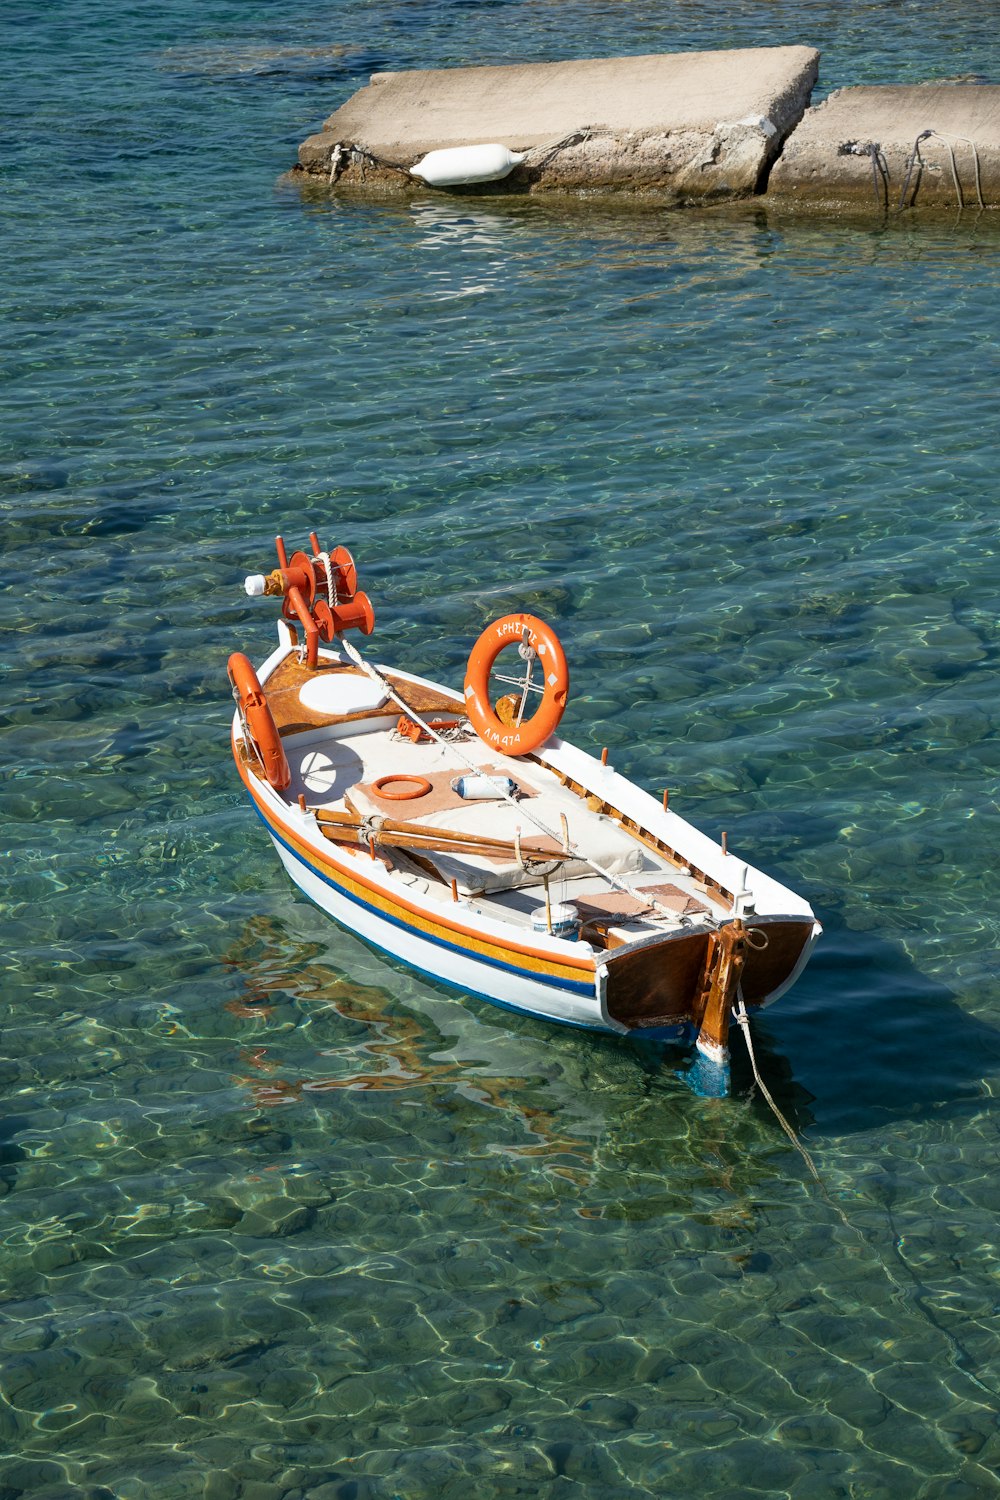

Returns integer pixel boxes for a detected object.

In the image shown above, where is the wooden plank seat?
[345,772,647,897]
[570,884,712,950]
[571,885,710,923]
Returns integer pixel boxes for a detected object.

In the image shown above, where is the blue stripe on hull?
[295,877,615,1034]
[252,799,598,1002]
[629,1022,692,1042]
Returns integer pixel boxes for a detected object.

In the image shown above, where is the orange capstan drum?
[244,535,375,669]
[228,652,291,791]
[464,614,569,757]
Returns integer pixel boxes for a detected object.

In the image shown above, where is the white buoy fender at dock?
[410,143,525,186]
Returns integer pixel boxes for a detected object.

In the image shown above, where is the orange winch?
[395,714,463,743]
[244,532,375,667]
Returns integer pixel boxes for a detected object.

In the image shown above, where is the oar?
[319,824,572,864]
[312,808,570,864]
[363,812,566,857]
[313,806,563,853]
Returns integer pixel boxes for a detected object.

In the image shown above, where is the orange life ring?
[464,614,569,756]
[372,774,432,801]
[228,653,291,791]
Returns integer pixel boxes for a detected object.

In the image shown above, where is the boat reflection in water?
[221,910,818,1230]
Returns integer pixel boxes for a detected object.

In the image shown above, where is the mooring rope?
[929,128,986,210]
[734,987,998,1408]
[523,126,594,170]
[897,127,985,212]
[735,989,823,1187]
[866,142,889,211]
[897,128,932,210]
[329,143,413,182]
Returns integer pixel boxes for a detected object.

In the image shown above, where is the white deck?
[281,713,730,943]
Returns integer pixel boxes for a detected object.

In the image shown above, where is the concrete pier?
[298,47,820,200]
[768,85,1000,209]
[296,51,1000,212]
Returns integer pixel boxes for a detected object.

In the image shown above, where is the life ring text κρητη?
[464,615,569,756]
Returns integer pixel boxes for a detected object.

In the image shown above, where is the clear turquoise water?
[3,2,1000,1496]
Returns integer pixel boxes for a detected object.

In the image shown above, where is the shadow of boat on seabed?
[727,909,1000,1137]
[219,893,999,1145]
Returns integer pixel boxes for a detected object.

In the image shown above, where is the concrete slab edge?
[293,58,1000,212]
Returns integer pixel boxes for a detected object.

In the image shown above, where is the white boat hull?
[269,833,620,1032]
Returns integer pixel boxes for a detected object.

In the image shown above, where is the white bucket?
[531,903,580,941]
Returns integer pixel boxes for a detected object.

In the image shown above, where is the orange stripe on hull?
[232,733,596,988]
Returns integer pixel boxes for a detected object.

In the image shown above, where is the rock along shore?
[295,48,1000,212]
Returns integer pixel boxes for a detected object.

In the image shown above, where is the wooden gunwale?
[540,764,735,906]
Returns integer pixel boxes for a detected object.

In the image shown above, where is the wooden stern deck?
[264,654,465,737]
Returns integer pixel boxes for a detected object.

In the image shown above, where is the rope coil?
[314,550,339,612]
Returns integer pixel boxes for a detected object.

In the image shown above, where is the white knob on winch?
[244,574,267,597]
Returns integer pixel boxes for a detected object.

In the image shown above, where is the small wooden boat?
[228,533,820,1094]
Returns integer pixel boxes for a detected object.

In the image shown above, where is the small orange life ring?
[372,774,432,801]
[228,652,291,791]
[464,614,569,756]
